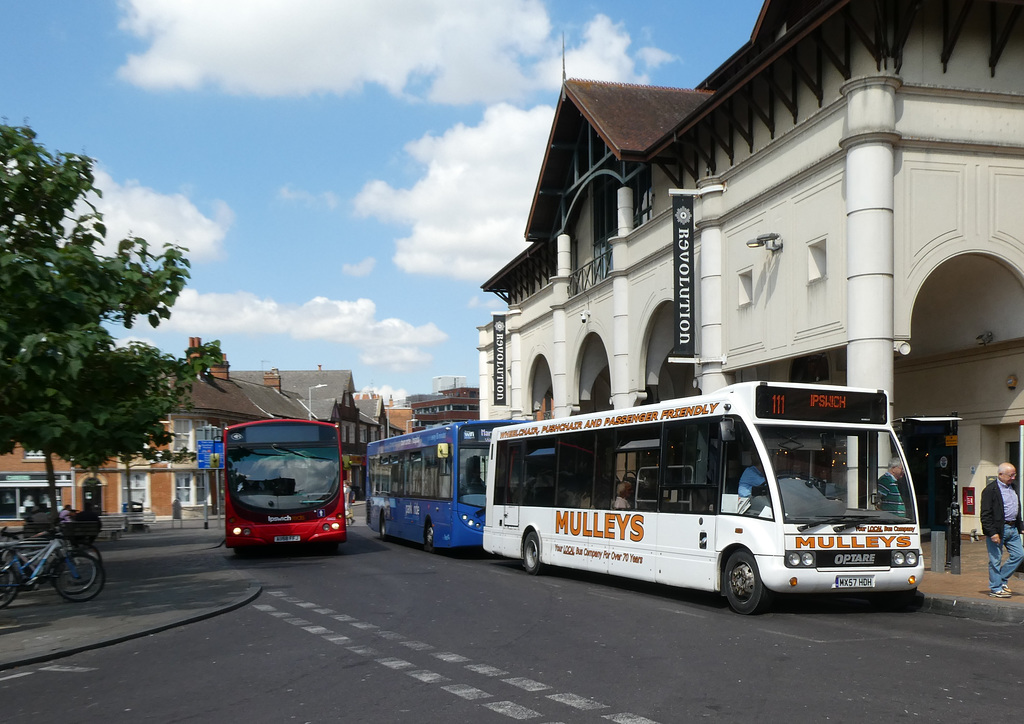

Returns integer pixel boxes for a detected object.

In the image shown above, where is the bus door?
[652,420,721,590]
[495,442,521,528]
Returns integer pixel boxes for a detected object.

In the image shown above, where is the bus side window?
[661,420,718,514]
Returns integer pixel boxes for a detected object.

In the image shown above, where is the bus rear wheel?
[424,523,435,553]
[724,550,773,615]
[522,531,542,575]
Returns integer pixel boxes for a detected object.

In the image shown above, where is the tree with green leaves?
[0,123,217,521]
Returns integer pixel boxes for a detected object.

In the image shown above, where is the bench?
[127,511,156,532]
[99,514,128,540]
[61,520,101,544]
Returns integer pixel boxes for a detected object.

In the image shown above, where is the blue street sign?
[197,440,224,469]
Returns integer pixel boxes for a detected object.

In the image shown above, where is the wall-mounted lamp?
[977,331,994,346]
[1007,374,1018,390]
[746,232,783,252]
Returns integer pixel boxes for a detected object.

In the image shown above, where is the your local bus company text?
[498,403,722,439]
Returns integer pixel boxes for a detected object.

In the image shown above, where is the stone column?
[611,186,634,408]
[841,75,901,395]
[552,233,572,418]
[696,179,728,393]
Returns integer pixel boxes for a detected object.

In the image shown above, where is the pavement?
[1,514,1022,672]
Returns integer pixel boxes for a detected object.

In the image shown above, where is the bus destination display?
[754,385,887,424]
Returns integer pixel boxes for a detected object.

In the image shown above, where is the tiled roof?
[562,80,710,158]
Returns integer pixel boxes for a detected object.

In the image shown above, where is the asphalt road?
[4,525,1024,723]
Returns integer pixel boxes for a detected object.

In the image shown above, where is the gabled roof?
[523,79,709,245]
[232,369,354,421]
[187,375,307,421]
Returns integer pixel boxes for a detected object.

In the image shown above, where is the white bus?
[483,382,923,614]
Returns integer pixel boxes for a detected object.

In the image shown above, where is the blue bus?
[367,421,513,551]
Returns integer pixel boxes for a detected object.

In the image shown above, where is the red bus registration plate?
[274,535,301,543]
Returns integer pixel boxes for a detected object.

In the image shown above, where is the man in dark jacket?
[979,462,1024,598]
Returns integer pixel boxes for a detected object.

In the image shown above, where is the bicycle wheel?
[53,551,105,602]
[0,561,21,608]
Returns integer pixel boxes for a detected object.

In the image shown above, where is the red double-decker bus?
[223,419,346,553]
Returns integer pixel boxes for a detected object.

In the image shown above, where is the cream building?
[479,0,1024,536]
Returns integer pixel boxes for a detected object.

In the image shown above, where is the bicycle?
[0,531,105,608]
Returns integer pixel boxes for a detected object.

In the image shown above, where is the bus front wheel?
[522,531,542,575]
[379,514,388,542]
[724,550,773,615]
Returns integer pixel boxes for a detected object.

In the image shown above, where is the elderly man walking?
[980,462,1024,598]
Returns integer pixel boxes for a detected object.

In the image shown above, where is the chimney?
[210,353,230,380]
[263,367,282,391]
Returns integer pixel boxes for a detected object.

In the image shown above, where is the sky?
[2,0,766,402]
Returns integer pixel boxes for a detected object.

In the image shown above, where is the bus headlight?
[785,551,815,568]
[891,550,920,567]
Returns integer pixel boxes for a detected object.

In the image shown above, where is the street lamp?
[308,383,327,420]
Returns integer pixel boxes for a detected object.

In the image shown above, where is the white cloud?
[354,103,552,281]
[278,184,340,210]
[115,2,667,103]
[92,169,231,262]
[342,258,376,277]
[163,289,447,372]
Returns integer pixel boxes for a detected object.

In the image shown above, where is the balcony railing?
[568,249,612,297]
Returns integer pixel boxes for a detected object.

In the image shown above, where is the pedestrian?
[59,504,75,523]
[979,462,1024,598]
[876,457,907,516]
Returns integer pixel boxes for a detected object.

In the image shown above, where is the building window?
[175,472,193,504]
[174,419,194,452]
[738,269,754,307]
[129,472,150,509]
[808,239,827,283]
[22,449,45,461]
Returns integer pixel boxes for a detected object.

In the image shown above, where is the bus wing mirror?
[437,443,450,458]
[719,419,736,442]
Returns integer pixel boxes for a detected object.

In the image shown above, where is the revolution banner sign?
[672,193,696,359]
[493,315,507,406]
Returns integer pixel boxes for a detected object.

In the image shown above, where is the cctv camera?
[580,311,590,324]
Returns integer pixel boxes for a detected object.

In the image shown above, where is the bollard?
[931,531,946,572]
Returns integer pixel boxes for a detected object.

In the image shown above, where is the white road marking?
[347,645,379,656]
[442,684,492,700]
[0,672,34,682]
[377,657,415,670]
[433,652,470,663]
[296,602,318,608]
[252,604,276,612]
[350,622,378,630]
[604,714,662,724]
[483,701,542,719]
[313,608,335,614]
[324,635,351,644]
[547,693,607,710]
[377,630,405,640]
[466,663,509,676]
[400,640,433,651]
[407,669,449,683]
[331,614,356,622]
[302,626,332,635]
[283,618,313,626]
[503,677,550,691]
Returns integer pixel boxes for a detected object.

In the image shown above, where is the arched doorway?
[643,302,696,403]
[528,356,554,420]
[899,253,1024,530]
[577,333,612,415]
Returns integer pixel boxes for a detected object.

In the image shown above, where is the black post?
[948,415,961,574]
